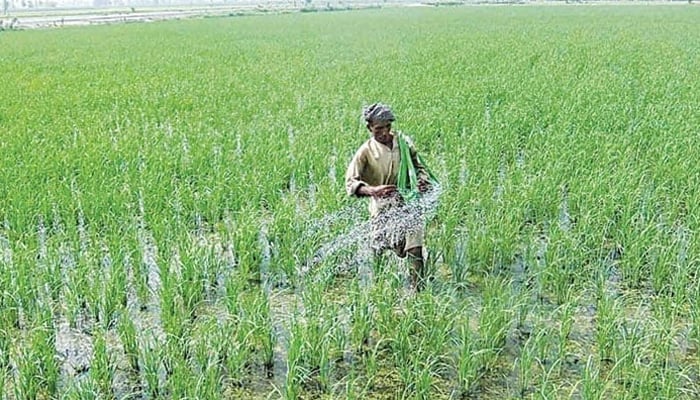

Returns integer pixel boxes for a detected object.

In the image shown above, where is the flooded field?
[1,3,300,30]
[2,4,700,399]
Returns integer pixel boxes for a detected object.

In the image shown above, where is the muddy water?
[29,244,700,399]
[55,317,93,379]
[14,180,700,398]
[5,185,510,398]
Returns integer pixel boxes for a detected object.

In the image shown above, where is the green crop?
[1,4,700,398]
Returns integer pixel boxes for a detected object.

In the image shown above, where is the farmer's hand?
[418,178,432,193]
[370,184,400,199]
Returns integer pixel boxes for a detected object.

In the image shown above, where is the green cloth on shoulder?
[397,133,438,201]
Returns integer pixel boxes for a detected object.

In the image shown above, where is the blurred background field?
[1,5,700,399]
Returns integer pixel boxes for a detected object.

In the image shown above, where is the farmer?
[345,102,432,290]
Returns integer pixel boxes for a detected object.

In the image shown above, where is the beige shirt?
[345,132,428,216]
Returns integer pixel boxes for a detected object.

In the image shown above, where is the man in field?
[345,103,432,291]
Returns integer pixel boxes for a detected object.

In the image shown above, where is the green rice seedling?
[392,305,414,366]
[396,360,414,397]
[159,258,190,343]
[201,240,226,301]
[223,323,252,386]
[478,276,514,367]
[141,341,162,399]
[248,287,276,371]
[134,227,158,308]
[399,352,434,400]
[668,225,692,304]
[671,369,695,400]
[328,313,347,363]
[413,356,439,400]
[80,242,105,326]
[317,339,333,394]
[344,368,364,400]
[616,216,657,291]
[90,328,115,398]
[117,312,140,372]
[41,236,63,308]
[38,316,59,397]
[198,319,226,369]
[691,284,700,348]
[624,357,673,400]
[393,317,415,393]
[371,272,402,341]
[516,326,549,398]
[436,224,469,285]
[649,243,675,297]
[63,271,84,329]
[231,216,263,283]
[611,332,649,399]
[349,281,372,352]
[0,305,19,346]
[13,349,41,400]
[0,326,9,371]
[160,293,185,344]
[0,239,19,333]
[285,316,306,400]
[200,359,224,400]
[415,292,456,360]
[513,280,535,332]
[653,366,681,400]
[649,298,677,369]
[163,332,193,380]
[556,302,575,370]
[579,356,606,400]
[223,273,245,317]
[120,229,145,309]
[594,279,621,363]
[99,243,128,329]
[361,339,385,392]
[177,244,208,321]
[536,358,562,400]
[270,211,308,285]
[11,248,37,330]
[61,378,101,400]
[610,317,644,386]
[298,278,344,393]
[14,317,59,400]
[166,353,192,399]
[170,332,223,400]
[259,317,277,374]
[455,322,479,397]
[319,317,348,393]
[0,370,4,400]
[536,317,557,366]
[540,228,580,305]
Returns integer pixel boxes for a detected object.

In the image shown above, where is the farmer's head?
[363,103,395,144]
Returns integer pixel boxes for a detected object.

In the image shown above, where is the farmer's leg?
[406,246,425,291]
[402,226,425,290]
